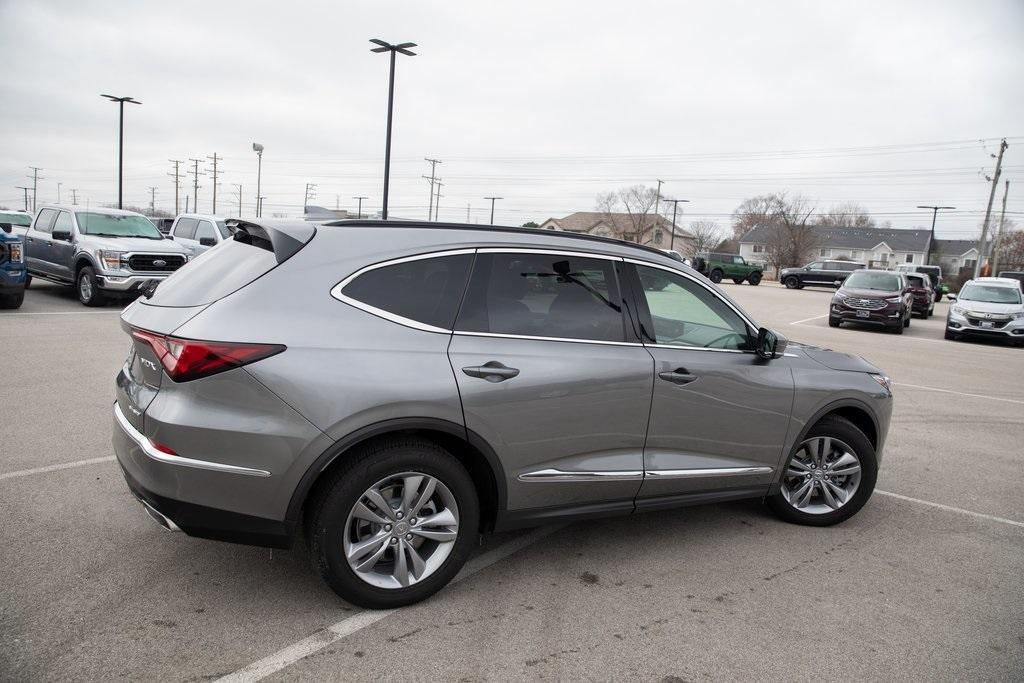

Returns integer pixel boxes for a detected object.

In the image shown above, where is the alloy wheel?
[79,273,93,302]
[343,471,460,589]
[780,436,862,515]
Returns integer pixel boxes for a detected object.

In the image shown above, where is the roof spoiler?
[225,219,316,264]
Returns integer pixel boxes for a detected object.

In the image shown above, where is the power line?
[148,186,158,214]
[188,158,204,214]
[424,158,441,220]
[28,166,43,212]
[233,183,243,216]
[168,159,184,215]
[207,153,221,213]
[15,186,31,212]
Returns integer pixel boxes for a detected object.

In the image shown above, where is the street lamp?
[484,196,503,224]
[917,205,955,266]
[253,142,264,217]
[370,38,417,220]
[353,196,368,219]
[661,198,690,250]
[101,94,142,209]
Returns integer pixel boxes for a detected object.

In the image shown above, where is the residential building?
[738,225,932,268]
[539,212,696,252]
[932,239,983,275]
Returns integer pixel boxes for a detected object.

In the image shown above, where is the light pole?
[370,38,417,220]
[917,205,955,266]
[661,198,690,250]
[485,197,503,224]
[353,196,368,219]
[253,143,264,217]
[101,94,141,209]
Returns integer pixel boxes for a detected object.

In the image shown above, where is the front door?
[448,250,653,519]
[626,262,794,507]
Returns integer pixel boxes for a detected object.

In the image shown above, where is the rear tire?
[709,269,723,284]
[784,276,801,289]
[0,289,24,309]
[747,272,762,286]
[307,438,479,609]
[77,266,106,307]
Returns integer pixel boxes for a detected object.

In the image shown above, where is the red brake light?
[130,328,285,382]
[148,438,178,455]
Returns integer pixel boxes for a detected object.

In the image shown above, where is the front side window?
[340,253,474,330]
[174,218,198,240]
[807,262,824,270]
[52,211,73,234]
[456,252,624,342]
[76,213,162,239]
[733,256,744,264]
[635,265,751,351]
[196,220,217,242]
[216,221,230,238]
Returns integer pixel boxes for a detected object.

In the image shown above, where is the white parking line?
[216,523,567,683]
[877,490,1024,529]
[895,382,1024,405]
[789,313,828,325]
[2,310,122,316]
[0,456,116,481]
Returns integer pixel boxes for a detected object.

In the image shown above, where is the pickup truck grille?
[843,297,886,310]
[127,254,186,272]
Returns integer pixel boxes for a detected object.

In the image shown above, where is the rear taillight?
[130,328,285,382]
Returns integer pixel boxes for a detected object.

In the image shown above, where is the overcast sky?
[1,0,1021,236]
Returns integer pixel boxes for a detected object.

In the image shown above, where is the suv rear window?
[340,253,474,330]
[145,239,278,307]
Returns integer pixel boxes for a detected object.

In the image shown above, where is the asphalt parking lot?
[2,279,1023,681]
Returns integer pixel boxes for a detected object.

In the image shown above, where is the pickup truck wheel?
[709,269,723,284]
[24,274,31,289]
[747,272,762,286]
[784,275,801,289]
[0,290,25,309]
[77,266,106,307]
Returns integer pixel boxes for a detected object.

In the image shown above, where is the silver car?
[112,219,893,608]
[946,277,1024,345]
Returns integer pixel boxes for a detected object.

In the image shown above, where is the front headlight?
[870,374,893,394]
[9,242,23,263]
[833,291,847,300]
[885,296,902,303]
[951,305,966,316]
[1011,311,1024,320]
[96,250,127,271]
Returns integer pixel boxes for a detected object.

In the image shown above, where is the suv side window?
[807,262,824,270]
[340,253,473,330]
[34,208,57,233]
[195,220,217,242]
[52,211,73,235]
[456,252,624,342]
[635,265,751,351]
[732,256,744,264]
[174,218,198,240]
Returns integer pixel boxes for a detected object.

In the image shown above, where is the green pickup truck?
[693,252,763,285]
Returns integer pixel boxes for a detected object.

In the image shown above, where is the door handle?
[658,368,698,385]
[462,361,520,383]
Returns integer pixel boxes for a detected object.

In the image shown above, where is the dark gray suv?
[112,220,892,608]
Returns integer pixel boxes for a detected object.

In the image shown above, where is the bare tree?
[760,193,819,273]
[596,185,660,243]
[818,202,876,229]
[995,222,1023,269]
[687,220,723,255]
[730,194,776,241]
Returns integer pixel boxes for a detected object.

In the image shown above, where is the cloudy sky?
[1,0,1021,237]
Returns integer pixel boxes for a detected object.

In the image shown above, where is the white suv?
[946,277,1024,346]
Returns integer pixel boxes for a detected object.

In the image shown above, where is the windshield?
[906,275,926,288]
[959,283,1022,305]
[0,212,32,227]
[76,212,162,239]
[216,221,230,238]
[843,271,901,291]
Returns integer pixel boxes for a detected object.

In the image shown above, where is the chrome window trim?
[114,403,271,478]
[518,468,644,482]
[454,331,643,347]
[476,247,622,261]
[329,248,477,335]
[646,466,773,478]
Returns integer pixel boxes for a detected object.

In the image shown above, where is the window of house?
[455,252,624,343]
[340,253,474,330]
[653,230,663,245]
[905,253,914,263]
[752,244,764,253]
[635,265,750,351]
[851,250,861,260]
[819,248,829,257]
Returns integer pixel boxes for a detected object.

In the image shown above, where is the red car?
[904,273,935,318]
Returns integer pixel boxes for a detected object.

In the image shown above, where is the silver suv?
[23,205,190,306]
[112,219,893,608]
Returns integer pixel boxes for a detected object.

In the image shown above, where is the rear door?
[25,208,58,276]
[626,260,793,507]
[448,249,654,518]
[50,211,76,281]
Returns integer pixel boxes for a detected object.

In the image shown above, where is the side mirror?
[165,234,174,240]
[756,327,788,360]
[52,228,72,242]
[199,237,216,247]
[947,293,957,302]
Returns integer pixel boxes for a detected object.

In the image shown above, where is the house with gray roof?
[539,212,695,252]
[739,225,933,269]
[932,238,984,275]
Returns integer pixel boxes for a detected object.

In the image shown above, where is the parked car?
[23,205,190,306]
[895,263,943,302]
[167,214,230,257]
[996,271,1024,290]
[149,217,176,235]
[781,259,866,289]
[904,272,935,318]
[113,218,892,608]
[0,210,33,237]
[829,269,912,333]
[0,222,26,308]
[693,252,763,285]
[945,277,1024,345]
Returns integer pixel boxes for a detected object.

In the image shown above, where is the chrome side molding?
[645,466,773,478]
[519,465,772,482]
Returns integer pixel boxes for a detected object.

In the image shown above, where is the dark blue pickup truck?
[0,211,30,309]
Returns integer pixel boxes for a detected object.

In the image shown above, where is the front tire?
[709,269,724,284]
[0,289,24,309]
[77,266,106,307]
[307,438,480,609]
[747,272,762,286]
[766,416,877,527]
[944,328,958,341]
[784,276,801,289]
[828,316,841,328]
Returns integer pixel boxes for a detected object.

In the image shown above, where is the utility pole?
[991,181,1010,275]
[168,159,184,214]
[975,138,1008,278]
[57,182,62,204]
[207,153,221,213]
[653,179,664,233]
[188,158,204,215]
[466,203,471,222]
[434,181,444,221]
[661,198,690,250]
[335,194,340,210]
[258,196,267,216]
[484,196,503,224]
[28,167,43,212]
[70,188,79,205]
[233,184,243,216]
[185,195,190,213]
[917,205,956,266]
[148,186,158,214]
[353,196,368,219]
[16,186,31,212]
[303,183,318,213]
[423,158,441,220]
